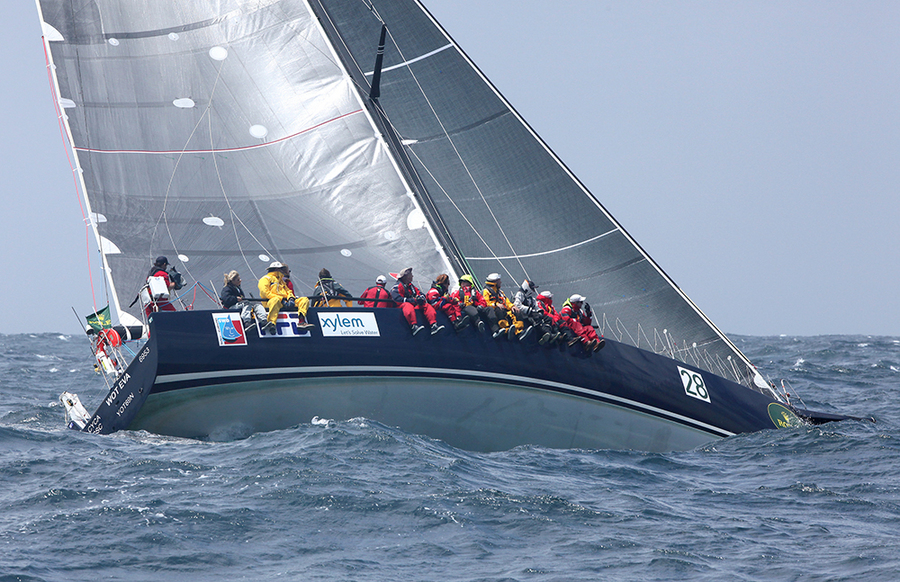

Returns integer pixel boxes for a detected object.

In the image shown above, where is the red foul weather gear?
[559,303,599,343]
[359,285,395,308]
[391,281,437,326]
[426,285,461,322]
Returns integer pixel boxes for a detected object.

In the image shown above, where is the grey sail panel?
[39,0,449,320]
[317,0,761,387]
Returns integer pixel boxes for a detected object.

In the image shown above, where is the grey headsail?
[310,0,768,391]
[39,0,767,392]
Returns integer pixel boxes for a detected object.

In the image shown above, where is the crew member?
[144,255,177,318]
[536,290,566,346]
[313,268,353,307]
[427,274,470,331]
[391,267,443,336]
[221,270,270,333]
[450,274,488,333]
[482,273,525,340]
[358,275,395,308]
[513,279,555,344]
[258,261,313,334]
[559,294,603,352]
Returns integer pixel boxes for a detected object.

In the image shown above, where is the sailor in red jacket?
[426,274,470,331]
[536,291,560,324]
[358,275,395,308]
[534,290,566,346]
[144,255,177,318]
[390,267,444,336]
[450,274,488,333]
[559,294,604,352]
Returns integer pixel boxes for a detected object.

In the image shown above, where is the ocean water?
[1,333,898,581]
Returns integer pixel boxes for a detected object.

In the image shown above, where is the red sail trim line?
[73,109,364,154]
[43,37,102,314]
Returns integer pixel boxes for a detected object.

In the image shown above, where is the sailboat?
[39,0,860,451]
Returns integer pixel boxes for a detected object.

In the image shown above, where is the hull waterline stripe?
[72,110,363,155]
[154,365,735,438]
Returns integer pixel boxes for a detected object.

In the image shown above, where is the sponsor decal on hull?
[212,313,247,346]
[318,312,380,337]
[768,403,803,428]
[258,312,313,338]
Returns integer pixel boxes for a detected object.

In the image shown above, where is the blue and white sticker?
[212,313,247,346]
[318,312,380,337]
[678,366,711,403]
[258,312,312,338]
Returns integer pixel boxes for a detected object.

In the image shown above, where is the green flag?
[85,306,112,331]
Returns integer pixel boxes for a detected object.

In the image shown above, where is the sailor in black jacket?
[221,270,271,333]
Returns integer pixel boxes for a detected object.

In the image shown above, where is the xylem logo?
[319,312,380,337]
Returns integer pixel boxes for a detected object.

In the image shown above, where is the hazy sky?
[2,1,898,336]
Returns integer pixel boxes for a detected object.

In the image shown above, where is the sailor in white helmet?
[358,275,395,308]
[559,294,604,352]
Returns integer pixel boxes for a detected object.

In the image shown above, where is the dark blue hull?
[83,308,810,451]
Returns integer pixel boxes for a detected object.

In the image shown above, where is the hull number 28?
[678,366,711,403]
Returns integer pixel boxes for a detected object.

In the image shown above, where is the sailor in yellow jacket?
[258,261,312,334]
[482,273,526,340]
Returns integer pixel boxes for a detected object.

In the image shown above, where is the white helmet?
[569,294,584,303]
[486,273,501,283]
[376,275,387,285]
[540,290,553,298]
[268,261,285,271]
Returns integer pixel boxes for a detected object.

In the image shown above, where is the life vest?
[359,285,394,307]
[483,282,511,309]
[314,277,352,307]
[391,281,425,303]
[453,286,482,307]
[536,295,559,321]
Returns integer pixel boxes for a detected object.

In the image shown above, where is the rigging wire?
[313,0,529,285]
[317,0,524,282]
[379,25,530,282]
[42,37,108,318]
[152,64,227,286]
[403,147,516,282]
[207,105,276,287]
[153,52,288,295]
